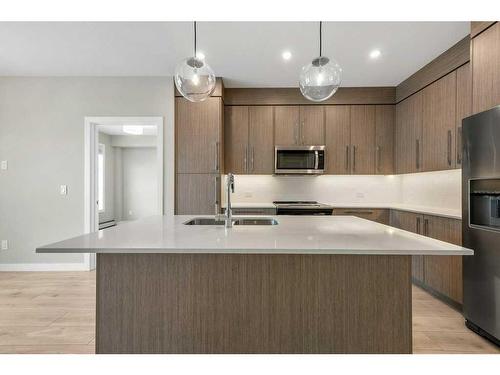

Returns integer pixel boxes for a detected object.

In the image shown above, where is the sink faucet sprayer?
[225,173,235,228]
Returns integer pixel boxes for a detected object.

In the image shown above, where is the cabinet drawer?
[229,207,277,216]
[333,208,390,225]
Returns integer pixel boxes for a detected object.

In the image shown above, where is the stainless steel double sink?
[184,217,278,226]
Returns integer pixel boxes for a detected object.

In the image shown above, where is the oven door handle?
[314,150,319,170]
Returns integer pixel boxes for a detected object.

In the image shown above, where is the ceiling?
[98,125,157,136]
[0,22,469,87]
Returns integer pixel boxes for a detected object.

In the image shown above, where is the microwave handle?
[314,150,319,170]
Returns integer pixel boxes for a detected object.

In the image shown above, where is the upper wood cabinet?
[395,92,423,174]
[350,106,376,174]
[274,106,300,146]
[248,106,274,174]
[300,106,325,145]
[325,106,351,174]
[375,105,395,174]
[456,63,472,167]
[472,22,500,114]
[274,106,324,146]
[422,71,457,171]
[224,106,249,174]
[176,97,223,174]
[224,106,274,174]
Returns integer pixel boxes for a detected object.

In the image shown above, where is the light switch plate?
[1,160,7,170]
[1,240,8,250]
[60,185,67,195]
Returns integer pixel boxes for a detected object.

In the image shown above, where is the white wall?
[0,77,174,269]
[120,147,157,221]
[226,170,461,211]
[399,169,461,210]
[225,175,401,205]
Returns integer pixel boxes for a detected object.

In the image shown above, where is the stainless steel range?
[273,201,334,215]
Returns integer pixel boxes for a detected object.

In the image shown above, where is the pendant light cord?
[194,21,197,57]
[319,21,322,57]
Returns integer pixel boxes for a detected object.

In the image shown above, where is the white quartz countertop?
[37,215,473,256]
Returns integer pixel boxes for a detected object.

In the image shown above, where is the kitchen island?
[37,215,473,354]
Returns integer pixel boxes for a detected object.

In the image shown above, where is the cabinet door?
[472,22,500,114]
[176,97,222,174]
[423,216,463,303]
[422,71,457,171]
[224,106,249,174]
[375,105,395,175]
[456,63,472,167]
[390,210,424,282]
[274,106,300,146]
[248,106,274,174]
[299,106,324,145]
[325,106,351,174]
[395,92,423,174]
[350,105,376,174]
[176,174,219,215]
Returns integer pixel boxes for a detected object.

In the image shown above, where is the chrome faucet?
[225,173,235,228]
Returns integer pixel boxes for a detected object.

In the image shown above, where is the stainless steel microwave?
[274,146,325,175]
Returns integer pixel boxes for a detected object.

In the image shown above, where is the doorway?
[84,117,164,270]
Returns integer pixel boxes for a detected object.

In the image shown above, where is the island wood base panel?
[96,253,412,354]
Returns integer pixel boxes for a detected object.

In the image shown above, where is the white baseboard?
[0,262,90,271]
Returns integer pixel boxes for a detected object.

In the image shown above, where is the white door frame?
[84,116,164,270]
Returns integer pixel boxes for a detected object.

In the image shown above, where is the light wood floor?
[0,271,498,354]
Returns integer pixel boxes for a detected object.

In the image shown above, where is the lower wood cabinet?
[390,209,463,306]
[175,174,220,215]
[333,208,389,225]
[422,215,463,304]
[390,210,425,282]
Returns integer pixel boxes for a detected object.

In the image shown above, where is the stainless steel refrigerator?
[462,105,500,346]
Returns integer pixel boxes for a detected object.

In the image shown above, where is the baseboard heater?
[99,219,116,230]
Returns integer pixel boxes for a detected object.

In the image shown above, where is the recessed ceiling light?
[282,51,292,61]
[369,49,381,59]
[123,125,144,135]
[196,52,205,60]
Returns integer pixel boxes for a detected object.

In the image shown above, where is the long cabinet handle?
[447,130,452,166]
[352,145,356,173]
[457,127,462,164]
[251,146,255,172]
[416,217,421,234]
[244,146,248,173]
[342,210,374,215]
[214,141,220,172]
[416,139,420,170]
[376,146,381,173]
[345,145,349,171]
[424,218,429,236]
[301,122,304,144]
[214,175,219,215]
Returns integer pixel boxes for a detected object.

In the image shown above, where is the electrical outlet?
[1,240,8,250]
[1,160,7,170]
[356,192,365,199]
[60,185,67,195]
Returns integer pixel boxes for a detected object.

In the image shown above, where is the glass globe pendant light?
[299,21,342,102]
[174,21,216,102]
